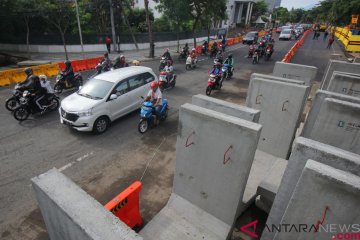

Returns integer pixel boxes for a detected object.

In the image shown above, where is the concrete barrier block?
[251,73,305,85]
[273,160,360,240]
[309,98,360,154]
[321,60,360,90]
[32,168,142,240]
[272,61,318,86]
[174,103,262,226]
[246,78,309,158]
[191,94,260,122]
[140,193,230,240]
[302,90,360,137]
[262,137,360,240]
[327,71,360,97]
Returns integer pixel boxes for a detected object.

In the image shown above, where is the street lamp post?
[74,0,84,58]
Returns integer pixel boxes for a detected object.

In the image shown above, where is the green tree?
[201,0,227,43]
[252,0,268,18]
[155,0,191,51]
[39,0,75,60]
[273,7,289,24]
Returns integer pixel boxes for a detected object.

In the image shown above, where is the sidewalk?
[0,41,202,70]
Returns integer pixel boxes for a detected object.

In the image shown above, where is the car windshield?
[246,32,256,38]
[282,30,291,34]
[77,78,114,100]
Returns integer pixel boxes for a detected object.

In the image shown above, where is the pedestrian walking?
[316,32,320,40]
[323,30,329,42]
[327,36,334,49]
[105,36,112,53]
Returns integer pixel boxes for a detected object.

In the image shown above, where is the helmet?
[104,52,108,57]
[150,81,158,90]
[64,60,71,67]
[216,62,222,67]
[185,43,188,46]
[228,54,233,58]
[165,48,169,52]
[24,67,32,76]
[132,60,140,66]
[167,60,172,65]
[192,48,195,52]
[39,74,47,82]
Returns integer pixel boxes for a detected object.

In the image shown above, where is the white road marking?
[59,151,94,172]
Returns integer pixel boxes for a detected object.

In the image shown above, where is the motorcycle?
[138,98,168,134]
[89,60,111,79]
[295,31,300,40]
[159,57,170,72]
[178,48,188,61]
[158,71,176,91]
[210,47,218,58]
[221,64,233,80]
[5,83,27,111]
[206,73,222,96]
[186,56,197,70]
[252,51,260,64]
[264,45,273,61]
[13,90,59,121]
[248,44,256,58]
[54,71,83,94]
[201,44,208,55]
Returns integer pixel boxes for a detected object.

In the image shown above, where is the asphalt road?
[0,38,310,239]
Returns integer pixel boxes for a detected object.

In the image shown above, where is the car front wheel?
[93,116,109,134]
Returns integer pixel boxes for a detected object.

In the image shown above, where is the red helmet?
[150,81,158,89]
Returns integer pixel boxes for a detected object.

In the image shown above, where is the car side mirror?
[110,94,118,100]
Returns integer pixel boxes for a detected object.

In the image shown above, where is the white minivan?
[59,66,157,133]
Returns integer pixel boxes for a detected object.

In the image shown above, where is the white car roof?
[94,66,153,83]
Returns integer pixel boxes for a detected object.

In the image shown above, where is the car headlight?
[76,109,93,117]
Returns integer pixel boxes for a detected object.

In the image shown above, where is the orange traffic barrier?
[104,181,142,229]
[281,29,311,63]
[227,38,234,46]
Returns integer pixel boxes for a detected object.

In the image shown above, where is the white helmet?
[192,48,196,51]
[39,74,47,82]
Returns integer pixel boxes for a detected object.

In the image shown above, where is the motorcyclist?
[224,54,234,77]
[224,54,234,68]
[21,67,37,90]
[30,72,47,110]
[103,52,112,68]
[190,48,197,64]
[163,60,174,83]
[162,48,173,64]
[211,42,218,57]
[215,49,224,63]
[39,75,54,105]
[146,81,163,123]
[63,60,74,86]
[202,40,208,53]
[209,61,223,86]
[113,55,129,69]
[183,43,189,55]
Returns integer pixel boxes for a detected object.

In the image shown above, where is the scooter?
[186,56,197,70]
[264,45,273,61]
[221,64,233,80]
[54,72,83,94]
[5,82,27,111]
[13,90,59,121]
[248,44,256,58]
[158,71,176,91]
[138,98,168,134]
[178,48,188,61]
[89,59,111,79]
[252,51,259,64]
[159,57,171,71]
[206,73,222,96]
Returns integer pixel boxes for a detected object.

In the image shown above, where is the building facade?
[265,0,282,12]
[223,0,257,28]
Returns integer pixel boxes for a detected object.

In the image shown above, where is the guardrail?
[330,26,360,52]
[282,29,311,63]
[0,56,103,87]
